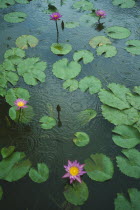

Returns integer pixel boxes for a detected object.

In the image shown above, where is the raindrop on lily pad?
[73,132,90,147]
[29,163,49,183]
[4,12,27,23]
[16,35,39,49]
[51,43,72,55]
[39,116,56,129]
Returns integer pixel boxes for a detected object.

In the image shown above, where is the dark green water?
[0,0,140,209]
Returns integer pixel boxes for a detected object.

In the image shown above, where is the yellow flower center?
[69,166,79,176]
[17,101,24,107]
[54,15,58,17]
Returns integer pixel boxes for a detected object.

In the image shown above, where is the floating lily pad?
[0,151,31,182]
[73,50,94,64]
[112,125,140,149]
[17,57,47,86]
[1,146,15,159]
[0,87,6,97]
[99,83,131,110]
[102,105,139,125]
[15,105,34,124]
[51,43,72,55]
[65,22,79,28]
[80,13,98,27]
[73,132,90,147]
[63,79,79,92]
[112,0,135,8]
[106,26,131,39]
[84,153,114,182]
[125,40,140,55]
[9,107,17,120]
[73,0,94,11]
[4,12,27,23]
[115,188,140,210]
[0,186,3,200]
[29,163,49,183]
[89,36,112,48]
[4,48,25,65]
[46,4,58,14]
[64,181,89,206]
[78,109,97,126]
[126,93,140,110]
[5,88,30,106]
[39,116,56,129]
[0,70,19,88]
[116,148,140,178]
[79,76,102,94]
[133,86,140,95]
[16,35,39,49]
[52,58,81,80]
[96,45,117,58]
[0,0,29,8]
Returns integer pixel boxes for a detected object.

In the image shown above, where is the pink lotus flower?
[14,98,28,110]
[95,10,106,18]
[50,12,62,21]
[62,160,86,184]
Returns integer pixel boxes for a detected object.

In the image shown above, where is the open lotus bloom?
[95,10,106,18]
[50,12,62,20]
[62,160,86,184]
[14,98,28,110]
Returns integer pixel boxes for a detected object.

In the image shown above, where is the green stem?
[55,20,59,43]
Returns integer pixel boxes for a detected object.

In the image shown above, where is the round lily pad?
[112,0,135,8]
[73,50,94,64]
[106,26,131,39]
[125,40,140,55]
[16,35,39,49]
[39,116,56,129]
[51,43,72,55]
[63,79,79,92]
[4,12,27,23]
[96,45,117,58]
[1,146,15,159]
[89,36,111,48]
[29,163,49,183]
[73,132,90,147]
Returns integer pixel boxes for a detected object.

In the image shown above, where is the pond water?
[0,0,140,209]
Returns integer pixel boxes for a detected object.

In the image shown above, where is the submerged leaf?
[39,116,56,129]
[52,58,81,80]
[73,50,94,64]
[84,153,114,182]
[112,0,135,8]
[64,181,89,206]
[79,76,102,94]
[51,43,72,55]
[89,36,111,48]
[80,13,98,27]
[4,12,27,23]
[106,26,131,39]
[73,132,90,147]
[16,35,39,49]
[65,22,79,28]
[125,40,140,55]
[29,163,49,183]
[63,79,79,92]
[73,0,94,11]
[1,146,16,158]
[78,109,97,126]
[96,44,117,58]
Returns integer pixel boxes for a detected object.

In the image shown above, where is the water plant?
[50,12,62,43]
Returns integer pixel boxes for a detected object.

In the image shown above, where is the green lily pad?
[39,116,56,129]
[125,40,140,55]
[89,36,112,48]
[112,125,140,149]
[115,188,140,210]
[63,181,89,206]
[16,35,39,49]
[46,4,58,14]
[73,132,90,147]
[0,0,29,8]
[52,58,81,80]
[73,50,94,64]
[1,146,16,158]
[29,163,49,183]
[4,12,27,23]
[79,76,102,94]
[78,109,97,126]
[98,83,131,110]
[80,13,98,27]
[112,0,135,8]
[0,70,19,88]
[65,22,79,28]
[4,48,25,65]
[0,186,3,200]
[85,153,114,182]
[5,88,30,106]
[96,45,117,58]
[51,43,72,55]
[133,86,140,95]
[17,57,47,86]
[0,87,6,97]
[63,79,79,92]
[14,105,34,124]
[0,151,31,182]
[106,26,131,39]
[9,107,17,120]
[116,148,140,178]
[126,93,140,110]
[73,0,94,11]
[102,105,139,125]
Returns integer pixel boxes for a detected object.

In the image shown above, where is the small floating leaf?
[4,12,27,23]
[106,26,131,39]
[16,35,39,49]
[112,0,135,8]
[63,79,79,92]
[125,40,140,55]
[39,116,56,129]
[0,186,3,200]
[112,125,140,149]
[89,36,112,48]
[116,148,140,178]
[96,45,117,58]
[29,163,49,183]
[78,109,97,126]
[73,50,94,64]
[79,76,102,94]
[51,43,72,55]
[84,153,114,182]
[64,181,89,206]
[73,132,90,147]
[0,0,15,8]
[73,0,94,11]
[65,22,79,28]
[52,58,81,80]
[1,146,16,158]
[114,188,140,210]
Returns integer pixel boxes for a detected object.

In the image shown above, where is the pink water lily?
[62,160,86,184]
[14,98,28,110]
[95,10,106,18]
[50,12,62,20]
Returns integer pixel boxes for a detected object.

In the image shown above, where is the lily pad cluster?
[112,0,136,8]
[72,0,94,11]
[0,0,30,9]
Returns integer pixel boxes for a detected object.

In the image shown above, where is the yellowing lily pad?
[51,43,72,55]
[89,36,112,48]
[16,35,39,49]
